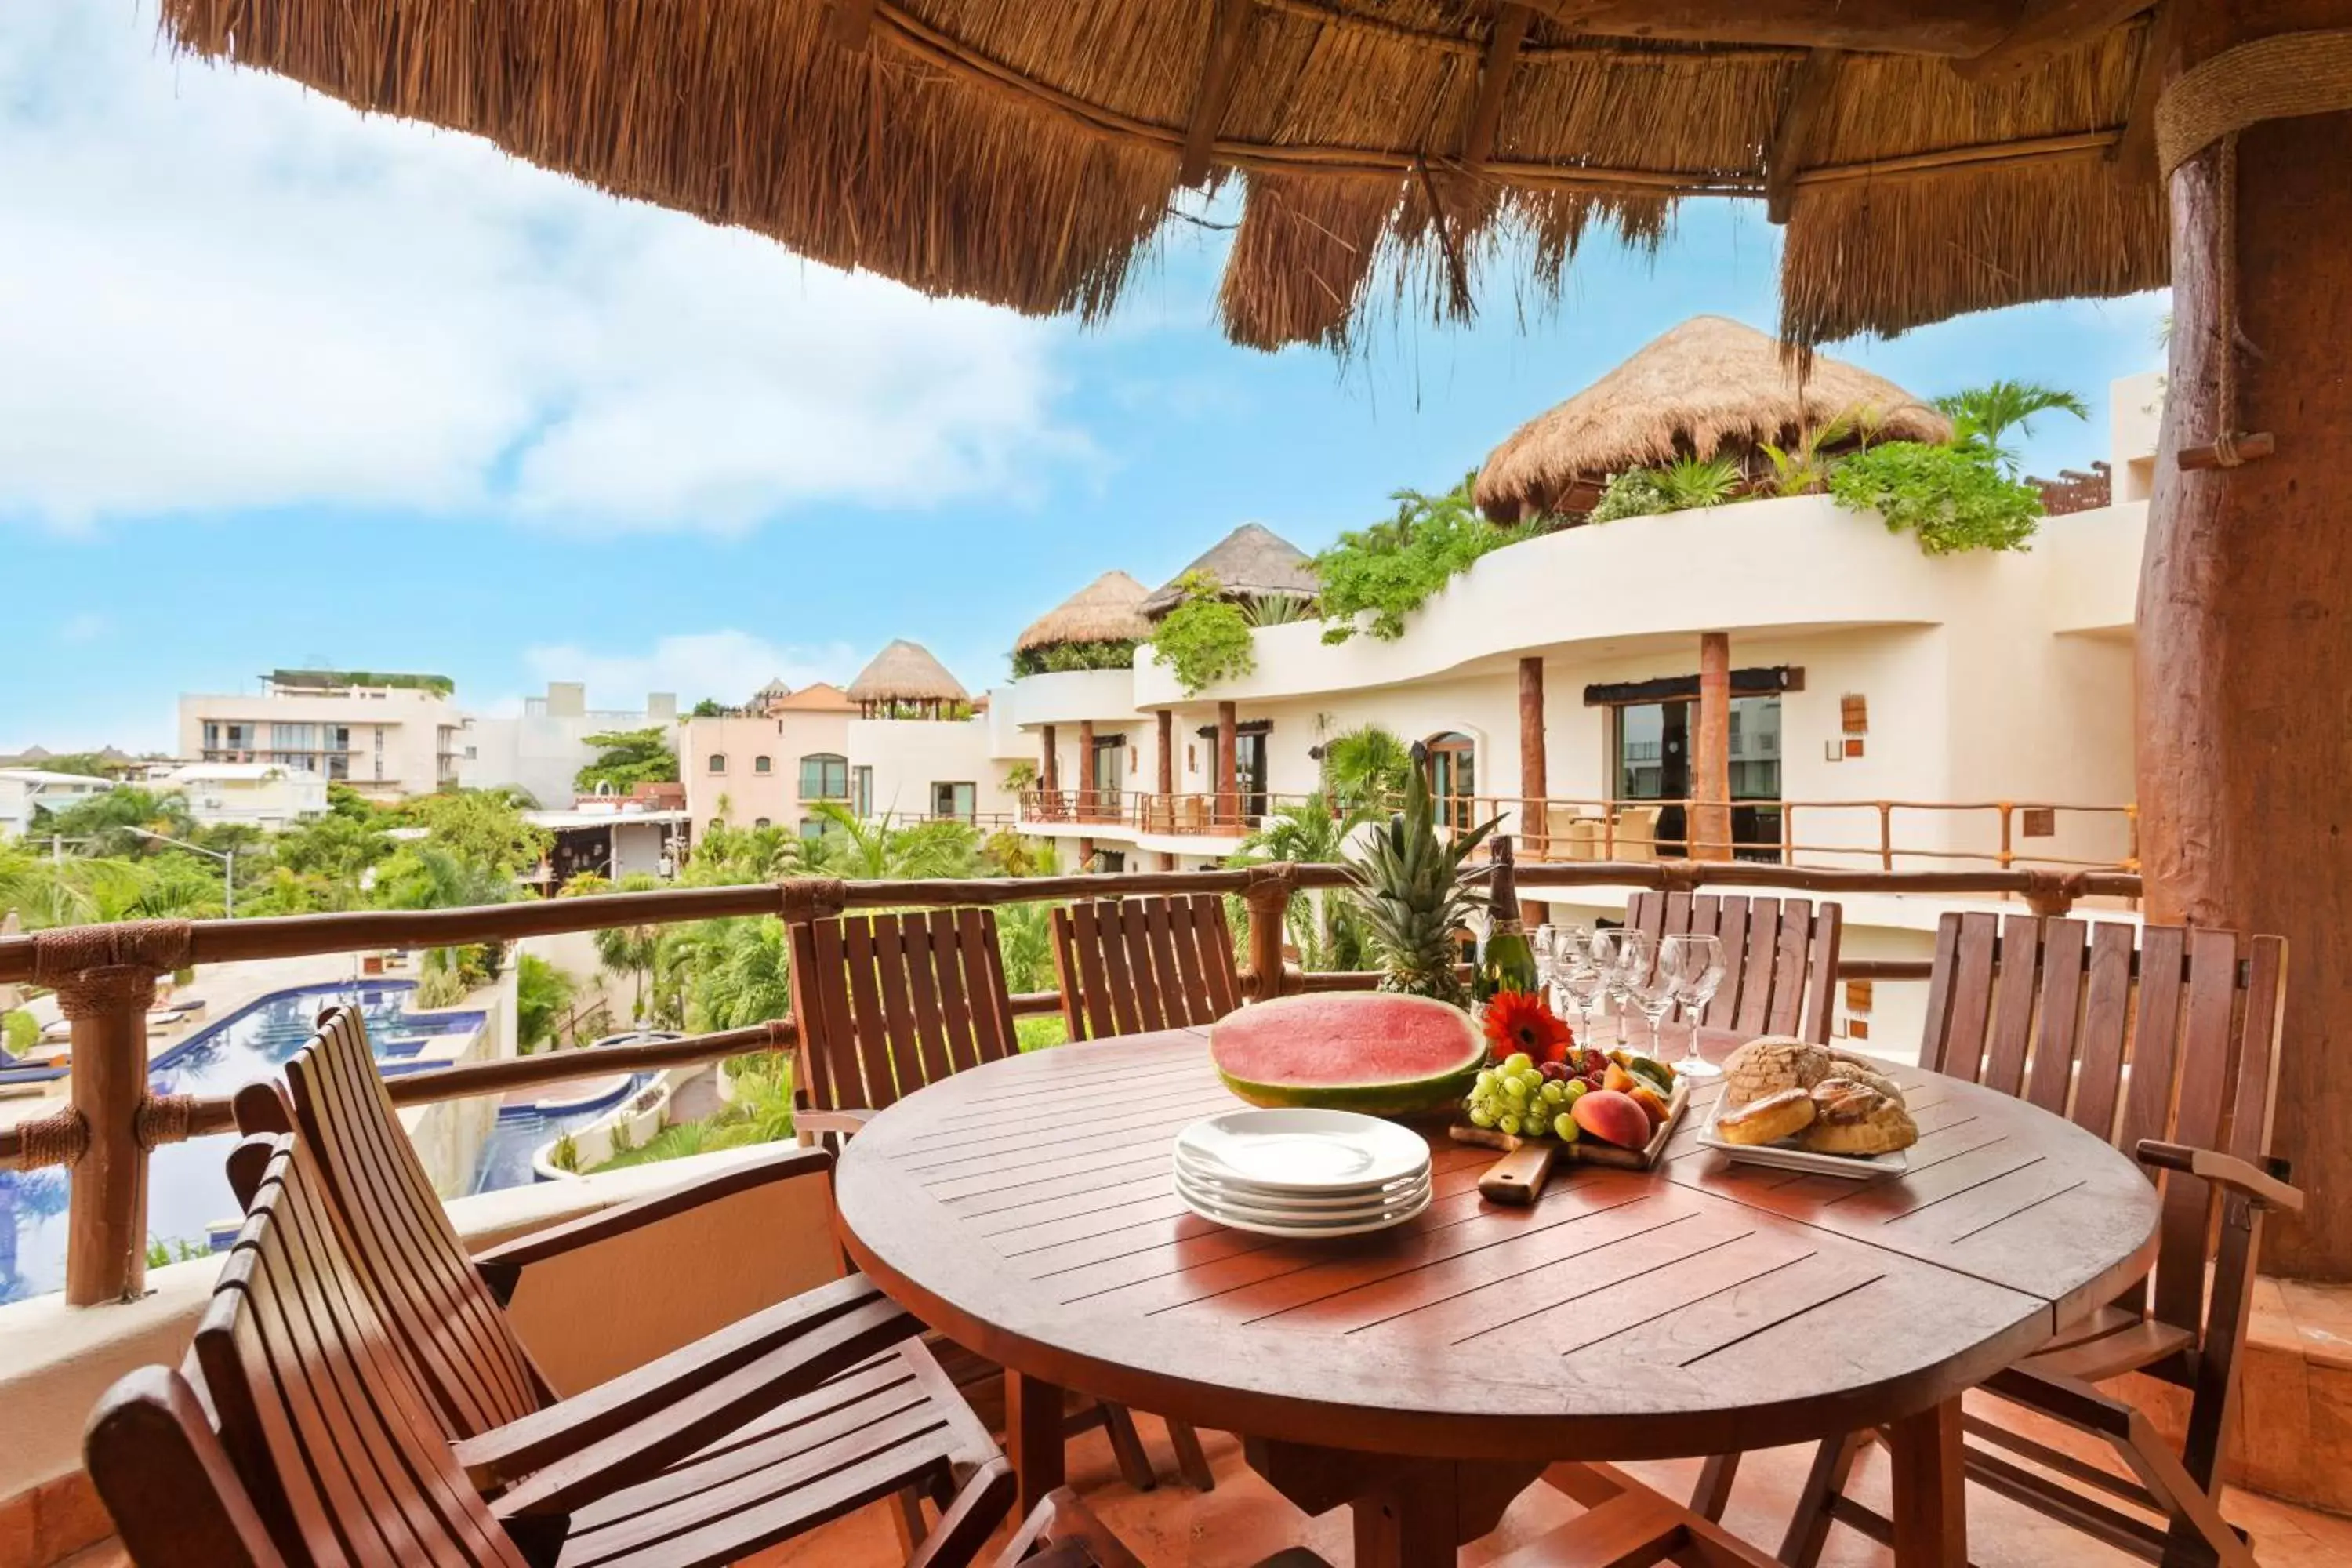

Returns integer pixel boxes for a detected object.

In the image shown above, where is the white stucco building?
[165,763,330,830]
[458,682,679,809]
[0,771,119,840]
[176,670,461,800]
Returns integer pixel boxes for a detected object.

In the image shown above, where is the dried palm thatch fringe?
[1140,523,1319,616]
[1015,571,1154,652]
[848,639,969,704]
[158,0,2170,347]
[1475,316,1949,520]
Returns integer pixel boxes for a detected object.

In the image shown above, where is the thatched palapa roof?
[1016,571,1154,652]
[158,2,2169,352]
[1475,316,1952,520]
[1141,524,1319,617]
[848,641,970,705]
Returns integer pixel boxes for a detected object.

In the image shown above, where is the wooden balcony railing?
[1017,789,1323,834]
[0,860,2137,1306]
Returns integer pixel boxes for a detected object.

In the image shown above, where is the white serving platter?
[1694,1104,1909,1179]
[1173,1107,1431,1193]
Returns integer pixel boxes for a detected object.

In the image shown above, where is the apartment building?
[0,770,118,840]
[176,670,459,800]
[457,681,678,808]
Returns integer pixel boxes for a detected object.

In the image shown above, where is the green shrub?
[1149,572,1256,695]
[1829,441,2043,555]
[550,1131,580,1174]
[1017,1014,1069,1052]
[514,953,575,1054]
[608,1118,635,1155]
[2,1009,36,1059]
[1010,639,1138,678]
[1315,476,1531,644]
[1588,470,1674,522]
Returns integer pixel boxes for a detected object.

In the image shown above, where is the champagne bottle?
[1475,836,1540,1006]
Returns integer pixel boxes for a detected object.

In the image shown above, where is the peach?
[1571,1088,1651,1149]
[1627,1084,1671,1129]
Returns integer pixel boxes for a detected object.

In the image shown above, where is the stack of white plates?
[1172,1108,1434,1237]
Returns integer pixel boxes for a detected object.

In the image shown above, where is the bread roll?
[1722,1036,1902,1108]
[1796,1077,1918,1156]
[1715,1087,1816,1145]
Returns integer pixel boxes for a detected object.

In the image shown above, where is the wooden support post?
[1077,720,1097,820]
[1518,655,1549,923]
[1007,1372,1067,1518]
[60,965,159,1305]
[1692,633,1733,861]
[1216,702,1239,829]
[2139,5,2352,1277]
[1887,1398,1967,1567]
[1878,803,1894,870]
[1156,709,1174,797]
[1242,866,1294,1004]
[1038,724,1059,818]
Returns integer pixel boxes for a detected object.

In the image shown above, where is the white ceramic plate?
[1173,1108,1432,1193]
[1175,1165,1432,1216]
[1175,1173,1432,1237]
[1176,1166,1430,1213]
[1694,1105,1909,1179]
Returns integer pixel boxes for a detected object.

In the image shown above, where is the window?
[754,755,772,775]
[931,782,977,820]
[853,766,873,817]
[799,753,849,800]
[799,818,827,841]
[707,753,728,774]
[753,817,771,829]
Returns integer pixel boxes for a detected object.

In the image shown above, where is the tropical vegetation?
[1149,571,1257,695]
[1314,476,1534,644]
[574,728,681,795]
[1010,639,1138,678]
[1344,750,1500,1006]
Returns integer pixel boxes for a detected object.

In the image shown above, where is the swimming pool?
[2,981,488,1303]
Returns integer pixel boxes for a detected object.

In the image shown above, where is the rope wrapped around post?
[2155,30,2352,471]
[1240,862,1299,1002]
[3,1107,89,1172]
[776,877,848,925]
[2020,869,2083,920]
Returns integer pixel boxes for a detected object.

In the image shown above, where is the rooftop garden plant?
[1314,476,1535,643]
[574,727,680,794]
[1149,571,1257,695]
[1009,638,1138,678]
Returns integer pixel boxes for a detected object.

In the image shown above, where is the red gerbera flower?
[1483,989,1574,1065]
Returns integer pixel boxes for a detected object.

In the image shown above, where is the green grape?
[1475,1069,1499,1094]
[1540,1081,1567,1105]
[1554,1112,1581,1142]
[1500,1076,1529,1101]
[1502,1053,1534,1075]
[1497,1113,1523,1136]
[1562,1080,1589,1104]
[1468,1105,1497,1128]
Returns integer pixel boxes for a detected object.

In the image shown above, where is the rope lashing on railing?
[777,877,849,924]
[2,1107,87,1171]
[1239,860,1299,906]
[31,919,193,1018]
[134,1093,201,1151]
[2156,31,2352,471]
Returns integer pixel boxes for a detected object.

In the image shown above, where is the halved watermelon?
[1210,993,1485,1116]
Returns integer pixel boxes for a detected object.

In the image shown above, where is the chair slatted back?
[789,909,1018,1118]
[284,1008,550,1442]
[1918,912,2287,1338]
[1627,891,1841,1045]
[195,1137,528,1568]
[1051,895,1243,1041]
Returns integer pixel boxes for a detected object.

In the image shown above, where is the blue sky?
[0,3,2167,755]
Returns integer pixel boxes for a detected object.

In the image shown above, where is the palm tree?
[688,918,793,1032]
[1759,410,1857,495]
[799,803,980,880]
[1321,725,1414,812]
[995,900,1057,994]
[1229,792,1369,971]
[1657,456,1744,510]
[561,871,665,1022]
[1933,380,2089,474]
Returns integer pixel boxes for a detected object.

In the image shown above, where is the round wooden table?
[834,1026,2161,1566]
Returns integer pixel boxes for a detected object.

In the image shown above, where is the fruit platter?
[1694,1036,1919,1178]
[1450,1041,1689,1171]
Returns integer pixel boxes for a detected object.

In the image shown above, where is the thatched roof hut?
[157,3,2166,353]
[1141,524,1319,617]
[848,640,970,717]
[1475,316,1951,521]
[1015,572,1154,653]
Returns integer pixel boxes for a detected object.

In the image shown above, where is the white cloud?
[519,632,866,713]
[57,612,108,644]
[0,4,1084,532]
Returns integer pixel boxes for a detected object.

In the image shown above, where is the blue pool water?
[2,982,488,1303]
[472,1069,656,1195]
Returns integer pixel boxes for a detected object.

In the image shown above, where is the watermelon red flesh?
[1210,993,1485,1115]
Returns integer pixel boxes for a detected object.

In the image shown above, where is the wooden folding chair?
[788,909,1212,1493]
[84,1134,1054,1568]
[1708,913,2298,1568]
[1626,890,1842,1044]
[233,1005,1009,1559]
[1051,894,1243,1041]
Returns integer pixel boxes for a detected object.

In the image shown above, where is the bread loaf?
[1795,1077,1918,1156]
[1721,1037,1901,1108]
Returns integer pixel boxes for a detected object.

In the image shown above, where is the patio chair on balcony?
[1544,804,1603,862]
[1610,804,1663,862]
[786,909,1195,1494]
[85,1134,1143,1568]
[229,1007,1033,1553]
[1051,894,1243,1042]
[1626,891,1841,1045]
[1696,913,2298,1568]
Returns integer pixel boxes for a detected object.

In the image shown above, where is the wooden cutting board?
[1450,1075,1690,1173]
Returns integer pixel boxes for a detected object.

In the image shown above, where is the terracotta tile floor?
[746,1407,2352,1567]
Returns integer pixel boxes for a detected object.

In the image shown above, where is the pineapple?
[1344,749,1501,1007]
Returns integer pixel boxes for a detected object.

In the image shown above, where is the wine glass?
[1556,933,1606,1042]
[1627,939,1681,1055]
[1666,934,1727,1079]
[1595,927,1649,1047]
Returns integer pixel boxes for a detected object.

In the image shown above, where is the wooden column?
[2140,3,2352,1278]
[1691,632,1733,860]
[1216,701,1239,829]
[1038,724,1058,817]
[60,965,158,1305]
[1242,865,1295,1003]
[1077,720,1097,819]
[1517,655,1549,926]
[1156,709,1175,796]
